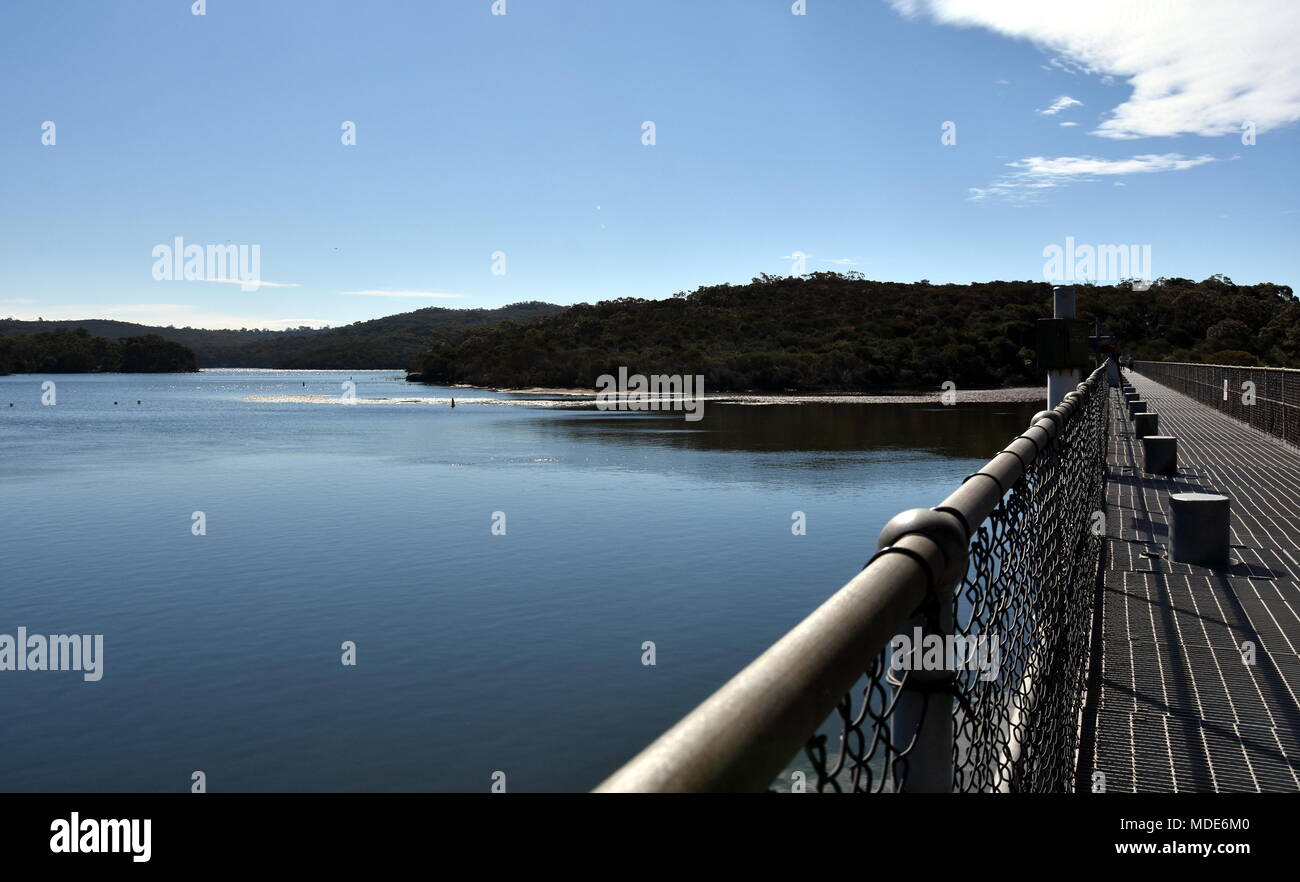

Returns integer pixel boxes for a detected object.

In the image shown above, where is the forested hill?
[0,330,197,374]
[0,301,564,370]
[416,274,1298,392]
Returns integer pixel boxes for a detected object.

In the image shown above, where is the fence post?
[876,508,967,792]
[1279,369,1289,444]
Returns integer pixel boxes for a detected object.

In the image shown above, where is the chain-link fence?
[1133,361,1300,448]
[597,366,1111,793]
[806,369,1108,792]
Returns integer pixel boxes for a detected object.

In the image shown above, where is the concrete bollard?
[1169,493,1231,566]
[1128,399,1148,418]
[1141,435,1178,475]
[1124,391,1140,403]
[1134,411,1159,438]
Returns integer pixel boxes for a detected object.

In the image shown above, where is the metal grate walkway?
[1089,372,1300,792]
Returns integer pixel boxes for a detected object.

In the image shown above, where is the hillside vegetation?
[416,274,1298,391]
[0,329,198,374]
[0,301,564,370]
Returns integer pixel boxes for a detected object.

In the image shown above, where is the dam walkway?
[1091,371,1300,792]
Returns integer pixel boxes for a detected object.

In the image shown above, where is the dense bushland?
[0,329,198,374]
[416,274,1298,391]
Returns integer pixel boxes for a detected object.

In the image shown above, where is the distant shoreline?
[245,386,1048,406]
[492,386,1047,404]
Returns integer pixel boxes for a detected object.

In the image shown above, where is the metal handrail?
[1134,359,1300,373]
[1132,359,1299,447]
[595,365,1109,792]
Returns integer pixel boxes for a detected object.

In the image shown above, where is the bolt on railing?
[596,365,1110,793]
[1132,360,1300,448]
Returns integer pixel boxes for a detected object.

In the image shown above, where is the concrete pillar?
[1169,493,1231,566]
[1134,412,1159,438]
[1142,435,1178,475]
[1046,285,1077,409]
[1128,399,1148,418]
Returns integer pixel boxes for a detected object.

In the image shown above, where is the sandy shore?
[244,395,584,407]
[246,386,1047,406]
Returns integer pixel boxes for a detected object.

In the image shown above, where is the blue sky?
[2,0,1297,329]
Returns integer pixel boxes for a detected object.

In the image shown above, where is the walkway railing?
[1133,360,1300,448]
[596,365,1110,792]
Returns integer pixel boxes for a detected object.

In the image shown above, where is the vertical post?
[880,509,964,794]
[1047,285,1077,408]
[1279,368,1288,445]
[889,600,955,792]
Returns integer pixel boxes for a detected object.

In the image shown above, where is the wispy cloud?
[341,290,467,298]
[969,153,1215,202]
[1037,95,1083,116]
[777,254,860,268]
[889,0,1300,139]
[1042,55,1089,77]
[1059,121,1080,127]
[200,278,302,289]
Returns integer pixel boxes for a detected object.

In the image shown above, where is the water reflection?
[536,401,1043,459]
[0,371,1055,791]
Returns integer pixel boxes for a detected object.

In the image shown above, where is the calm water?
[0,370,1039,792]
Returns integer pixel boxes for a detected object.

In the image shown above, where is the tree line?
[6,277,1292,385]
[1,301,565,370]
[415,274,1298,391]
[0,329,198,374]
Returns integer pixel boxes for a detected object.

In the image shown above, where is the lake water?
[0,370,1040,792]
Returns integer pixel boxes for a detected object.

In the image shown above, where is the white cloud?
[199,278,301,289]
[1059,121,1080,127]
[1043,55,1089,77]
[776,253,859,267]
[889,0,1300,139]
[341,290,467,298]
[1037,95,1083,116]
[969,152,1215,201]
